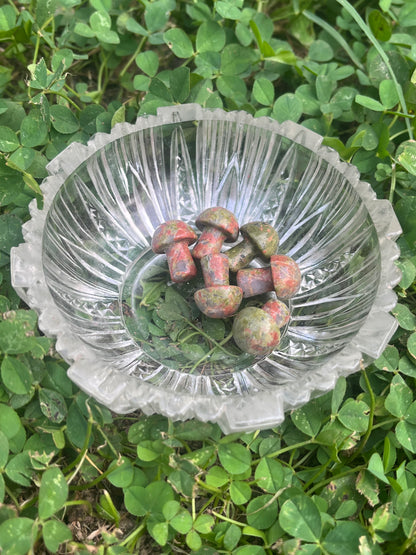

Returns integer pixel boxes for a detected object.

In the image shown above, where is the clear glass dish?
[11,104,401,433]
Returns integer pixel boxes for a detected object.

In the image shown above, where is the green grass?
[1,0,416,553]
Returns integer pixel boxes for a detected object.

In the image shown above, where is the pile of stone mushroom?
[151,207,301,357]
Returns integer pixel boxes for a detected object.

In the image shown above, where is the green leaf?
[368,452,389,484]
[0,126,19,152]
[385,374,413,418]
[28,59,48,89]
[51,48,74,72]
[379,79,399,109]
[148,519,169,546]
[368,9,392,42]
[144,0,175,32]
[221,43,258,76]
[331,376,346,414]
[337,399,370,433]
[308,39,333,62]
[393,303,416,330]
[0,517,36,555]
[170,509,193,534]
[170,66,190,103]
[168,468,194,497]
[215,0,242,19]
[107,457,135,487]
[74,21,96,38]
[279,494,321,542]
[374,345,399,372]
[272,93,303,123]
[6,451,33,486]
[90,10,111,32]
[224,523,242,550]
[1,356,33,394]
[216,75,247,103]
[291,400,322,437]
[218,443,251,475]
[323,521,369,555]
[36,0,57,27]
[334,499,357,519]
[111,105,125,127]
[396,259,416,290]
[397,140,416,176]
[399,356,416,377]
[371,504,400,533]
[123,485,147,516]
[246,493,277,530]
[38,467,68,519]
[163,28,194,58]
[39,387,67,423]
[0,430,9,468]
[396,420,416,453]
[230,480,252,505]
[186,529,202,551]
[0,5,16,31]
[42,519,72,553]
[8,147,36,171]
[253,78,274,106]
[135,50,159,77]
[355,94,385,111]
[0,403,21,439]
[254,457,284,493]
[193,513,214,534]
[50,105,79,134]
[196,20,226,53]
[356,470,379,507]
[206,465,229,487]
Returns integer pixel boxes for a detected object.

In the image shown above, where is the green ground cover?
[1,0,416,553]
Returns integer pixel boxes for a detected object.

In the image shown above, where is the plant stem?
[119,36,147,78]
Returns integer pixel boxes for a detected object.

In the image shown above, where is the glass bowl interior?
[42,114,381,397]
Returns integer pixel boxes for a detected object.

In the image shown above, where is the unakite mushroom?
[226,222,279,272]
[236,254,301,299]
[194,253,242,318]
[232,306,281,356]
[152,220,198,283]
[262,299,290,328]
[192,207,239,259]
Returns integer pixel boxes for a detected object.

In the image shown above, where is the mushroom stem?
[193,227,227,259]
[236,267,274,297]
[226,240,256,272]
[237,255,301,299]
[200,253,229,287]
[166,242,198,283]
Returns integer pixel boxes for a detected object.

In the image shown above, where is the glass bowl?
[11,104,401,433]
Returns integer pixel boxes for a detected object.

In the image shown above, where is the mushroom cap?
[194,285,242,318]
[232,306,280,356]
[262,299,290,328]
[270,254,301,299]
[195,207,239,242]
[240,222,279,258]
[152,220,197,253]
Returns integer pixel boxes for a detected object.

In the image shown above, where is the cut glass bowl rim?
[11,103,402,433]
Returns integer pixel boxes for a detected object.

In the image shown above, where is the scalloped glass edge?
[10,104,402,434]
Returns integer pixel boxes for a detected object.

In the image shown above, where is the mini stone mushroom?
[262,298,291,328]
[192,207,239,259]
[236,254,301,299]
[226,222,279,272]
[151,220,198,283]
[232,306,281,356]
[194,253,242,318]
